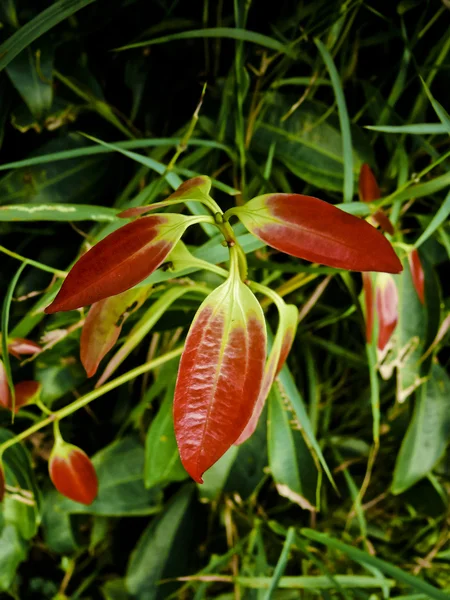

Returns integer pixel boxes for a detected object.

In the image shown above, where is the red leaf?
[49,442,98,505]
[408,249,425,305]
[359,163,381,202]
[14,381,41,412]
[174,256,266,483]
[358,164,394,235]
[233,194,402,273]
[376,274,398,351]
[0,360,11,411]
[80,287,150,377]
[236,303,298,445]
[7,338,42,359]
[45,214,191,313]
[0,463,5,502]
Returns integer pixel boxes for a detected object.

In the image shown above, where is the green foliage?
[0,0,449,598]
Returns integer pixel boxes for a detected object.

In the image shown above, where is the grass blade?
[315,39,353,203]
[0,0,96,72]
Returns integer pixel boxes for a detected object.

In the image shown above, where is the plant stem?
[0,244,66,277]
[0,346,184,455]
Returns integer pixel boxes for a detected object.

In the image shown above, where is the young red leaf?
[49,440,98,505]
[231,194,402,273]
[408,249,425,305]
[118,176,212,218]
[376,274,398,351]
[0,462,5,502]
[0,359,11,411]
[236,303,298,445]
[174,251,267,483]
[45,214,193,313]
[7,338,42,359]
[80,286,150,377]
[14,381,41,412]
[358,164,394,235]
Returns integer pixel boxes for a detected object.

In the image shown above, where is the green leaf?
[55,437,163,516]
[102,579,132,600]
[41,489,81,554]
[35,340,86,405]
[301,529,450,600]
[0,525,28,591]
[144,376,188,489]
[365,123,447,134]
[253,97,372,192]
[198,446,239,503]
[0,203,119,222]
[268,386,317,510]
[315,39,354,202]
[126,484,194,599]
[414,190,450,248]
[394,259,428,402]
[0,134,110,206]
[392,364,450,494]
[0,0,96,72]
[114,27,294,55]
[0,429,40,541]
[6,42,53,119]
[277,365,335,490]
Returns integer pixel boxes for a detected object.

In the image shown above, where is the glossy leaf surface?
[232,194,402,273]
[80,286,150,377]
[174,257,266,483]
[49,441,98,505]
[45,214,192,313]
[358,163,394,234]
[375,274,399,351]
[236,302,298,445]
[12,381,41,413]
[408,249,425,305]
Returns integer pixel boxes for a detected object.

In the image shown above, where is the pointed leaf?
[392,364,450,494]
[408,249,425,305]
[7,337,42,359]
[174,261,267,483]
[118,176,212,218]
[358,164,394,234]
[81,286,151,377]
[236,303,298,445]
[375,274,399,351]
[45,214,192,313]
[231,194,402,273]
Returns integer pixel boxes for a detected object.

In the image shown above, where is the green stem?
[0,244,66,277]
[0,347,184,455]
[249,280,286,313]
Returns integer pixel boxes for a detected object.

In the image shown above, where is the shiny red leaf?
[376,274,398,351]
[80,287,150,377]
[7,338,42,359]
[45,214,192,313]
[174,256,266,483]
[236,303,298,445]
[0,359,11,411]
[233,194,402,273]
[408,249,425,305]
[13,381,41,412]
[358,164,394,235]
[49,441,98,505]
